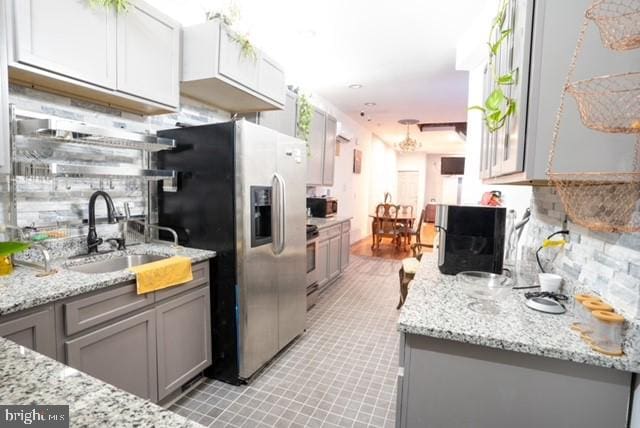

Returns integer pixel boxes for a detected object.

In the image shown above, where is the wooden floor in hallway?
[350,223,436,261]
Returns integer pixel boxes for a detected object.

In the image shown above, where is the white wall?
[306,95,375,244]
[425,154,464,205]
[368,135,398,218]
[396,152,427,212]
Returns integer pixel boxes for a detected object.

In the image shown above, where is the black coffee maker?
[435,205,506,275]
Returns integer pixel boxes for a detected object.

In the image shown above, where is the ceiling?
[148,0,489,154]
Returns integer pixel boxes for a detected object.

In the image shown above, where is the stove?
[306,224,319,240]
[306,224,319,310]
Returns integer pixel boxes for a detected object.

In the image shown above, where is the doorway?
[397,170,419,212]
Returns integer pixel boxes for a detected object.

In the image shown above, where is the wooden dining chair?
[397,242,432,309]
[371,203,401,250]
[401,208,427,248]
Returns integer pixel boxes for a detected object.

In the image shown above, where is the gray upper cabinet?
[323,116,337,186]
[480,0,640,184]
[156,287,212,401]
[65,309,158,402]
[0,0,9,175]
[307,108,326,185]
[181,19,286,113]
[306,110,337,186]
[0,305,56,359]
[258,56,286,104]
[10,0,117,89]
[6,0,179,114]
[218,28,259,89]
[248,90,298,137]
[116,0,180,107]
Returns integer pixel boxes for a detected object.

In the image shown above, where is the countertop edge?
[397,254,640,373]
[0,245,217,317]
[0,336,203,428]
[397,323,640,372]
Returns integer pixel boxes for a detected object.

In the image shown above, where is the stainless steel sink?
[67,254,169,274]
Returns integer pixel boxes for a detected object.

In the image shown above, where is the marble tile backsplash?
[525,186,640,319]
[3,84,229,254]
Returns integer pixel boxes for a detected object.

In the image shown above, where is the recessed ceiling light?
[348,84,363,89]
[364,102,376,107]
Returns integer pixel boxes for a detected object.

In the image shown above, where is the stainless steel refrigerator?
[158,120,307,384]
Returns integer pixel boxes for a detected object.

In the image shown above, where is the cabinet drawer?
[341,221,351,233]
[155,261,209,302]
[319,225,341,241]
[62,283,153,336]
[0,305,56,358]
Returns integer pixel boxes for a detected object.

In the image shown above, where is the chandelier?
[396,119,421,152]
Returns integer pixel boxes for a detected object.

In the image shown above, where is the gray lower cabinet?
[317,238,330,288]
[398,333,632,428]
[328,235,341,281]
[156,287,211,401]
[340,229,350,271]
[65,309,158,402]
[316,220,351,292]
[0,305,56,359]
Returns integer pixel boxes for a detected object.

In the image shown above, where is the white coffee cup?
[538,273,563,293]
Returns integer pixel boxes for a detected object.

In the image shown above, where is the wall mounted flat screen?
[441,157,465,175]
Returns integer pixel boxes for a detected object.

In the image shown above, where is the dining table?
[369,212,416,249]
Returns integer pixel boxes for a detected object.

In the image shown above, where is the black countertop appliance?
[435,204,506,275]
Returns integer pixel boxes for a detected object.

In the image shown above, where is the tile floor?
[171,255,402,428]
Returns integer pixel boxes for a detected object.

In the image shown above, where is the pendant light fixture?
[396,119,421,152]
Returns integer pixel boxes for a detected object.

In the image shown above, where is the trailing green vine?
[469,0,518,133]
[229,32,257,62]
[296,94,313,155]
[206,5,256,62]
[89,0,130,13]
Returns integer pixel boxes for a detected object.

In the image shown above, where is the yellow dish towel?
[130,256,193,295]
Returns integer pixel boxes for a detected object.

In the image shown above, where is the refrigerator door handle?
[271,174,280,255]
[278,173,286,254]
[272,173,286,255]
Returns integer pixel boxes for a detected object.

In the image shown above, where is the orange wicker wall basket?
[547,0,640,233]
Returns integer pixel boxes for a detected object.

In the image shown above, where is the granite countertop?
[307,216,352,229]
[398,253,640,372]
[0,243,216,316]
[0,336,202,428]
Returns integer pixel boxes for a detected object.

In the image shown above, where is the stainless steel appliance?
[435,204,506,275]
[306,225,319,310]
[158,120,307,384]
[307,197,338,218]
